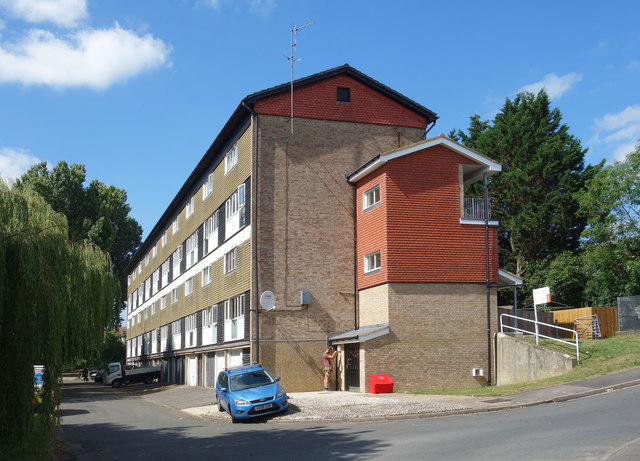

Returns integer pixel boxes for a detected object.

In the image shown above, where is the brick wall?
[356,143,499,291]
[254,74,428,128]
[253,114,426,390]
[360,282,498,391]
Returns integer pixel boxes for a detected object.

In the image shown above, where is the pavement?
[114,366,640,424]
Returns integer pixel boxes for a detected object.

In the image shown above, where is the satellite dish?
[260,290,276,311]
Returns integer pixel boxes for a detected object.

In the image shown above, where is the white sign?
[533,286,551,305]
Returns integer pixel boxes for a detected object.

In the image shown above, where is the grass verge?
[411,334,640,398]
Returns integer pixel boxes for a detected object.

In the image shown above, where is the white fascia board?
[347,158,386,183]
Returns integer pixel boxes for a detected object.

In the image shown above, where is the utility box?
[300,290,311,305]
[369,374,394,394]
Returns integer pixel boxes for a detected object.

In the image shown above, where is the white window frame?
[186,195,195,220]
[185,314,197,348]
[172,319,182,351]
[160,295,167,311]
[173,245,183,279]
[161,259,170,288]
[145,277,151,300]
[145,253,150,267]
[172,287,179,304]
[152,269,159,295]
[186,233,198,269]
[151,301,156,316]
[162,231,167,247]
[160,325,168,352]
[151,328,159,354]
[364,250,381,274]
[185,277,193,297]
[203,211,219,255]
[202,305,218,346]
[172,216,180,235]
[224,294,245,341]
[225,184,245,238]
[224,248,237,274]
[202,265,211,286]
[152,244,157,258]
[224,143,238,175]
[363,184,381,210]
[203,173,214,200]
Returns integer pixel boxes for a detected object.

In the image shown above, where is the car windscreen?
[230,370,275,391]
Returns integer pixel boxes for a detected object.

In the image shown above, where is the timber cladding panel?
[254,75,428,128]
[359,282,498,391]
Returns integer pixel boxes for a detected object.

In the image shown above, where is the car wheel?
[112,379,121,388]
[230,413,239,424]
[217,400,224,412]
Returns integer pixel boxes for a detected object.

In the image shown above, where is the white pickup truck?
[104,362,161,388]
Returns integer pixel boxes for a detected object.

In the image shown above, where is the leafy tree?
[0,184,119,443]
[15,161,142,326]
[99,331,126,369]
[452,90,595,282]
[577,142,640,304]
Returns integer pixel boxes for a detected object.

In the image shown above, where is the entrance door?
[344,343,360,391]
[187,355,198,386]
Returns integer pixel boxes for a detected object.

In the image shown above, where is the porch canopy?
[328,323,389,345]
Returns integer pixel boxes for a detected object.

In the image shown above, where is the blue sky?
[1,0,639,239]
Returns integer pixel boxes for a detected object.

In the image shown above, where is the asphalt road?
[58,378,640,460]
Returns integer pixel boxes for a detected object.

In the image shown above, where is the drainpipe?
[484,171,492,385]
[352,183,358,329]
[242,101,260,363]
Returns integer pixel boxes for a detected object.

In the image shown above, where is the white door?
[228,349,243,367]
[215,351,226,383]
[187,355,198,386]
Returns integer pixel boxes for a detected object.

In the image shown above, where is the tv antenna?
[286,21,314,136]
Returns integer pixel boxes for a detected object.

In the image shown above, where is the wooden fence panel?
[552,307,618,338]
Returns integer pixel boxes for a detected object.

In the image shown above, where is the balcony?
[463,196,491,221]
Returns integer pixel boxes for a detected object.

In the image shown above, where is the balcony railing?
[463,196,491,221]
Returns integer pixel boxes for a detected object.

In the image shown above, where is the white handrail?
[500,313,580,361]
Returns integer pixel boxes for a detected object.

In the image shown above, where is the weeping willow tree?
[0,183,119,444]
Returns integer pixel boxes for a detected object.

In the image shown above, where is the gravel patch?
[199,392,470,423]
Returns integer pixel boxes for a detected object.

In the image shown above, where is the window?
[172,319,182,351]
[172,216,180,235]
[127,274,131,286]
[131,316,135,327]
[337,86,351,103]
[145,277,151,300]
[225,143,238,175]
[162,231,167,247]
[138,263,142,274]
[161,259,170,287]
[160,295,167,311]
[364,251,381,274]
[363,184,380,210]
[152,328,159,354]
[185,277,193,297]
[224,294,245,341]
[203,173,214,200]
[185,314,197,348]
[144,307,148,320]
[145,253,150,267]
[132,270,136,281]
[225,184,246,238]
[173,245,183,279]
[203,211,219,254]
[137,286,143,306]
[186,233,198,269]
[151,301,156,316]
[152,245,157,258]
[127,340,131,358]
[202,265,211,286]
[152,269,159,295]
[224,248,237,274]
[172,287,179,304]
[186,196,195,219]
[160,325,168,352]
[137,312,141,324]
[202,305,218,345]
[144,332,151,355]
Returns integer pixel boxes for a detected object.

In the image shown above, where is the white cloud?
[592,105,640,162]
[200,0,276,14]
[0,24,171,89]
[0,0,88,28]
[519,72,583,99]
[0,147,42,182]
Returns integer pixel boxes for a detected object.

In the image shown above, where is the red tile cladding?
[254,75,428,128]
[356,144,499,290]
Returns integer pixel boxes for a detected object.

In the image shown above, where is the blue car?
[216,364,288,422]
